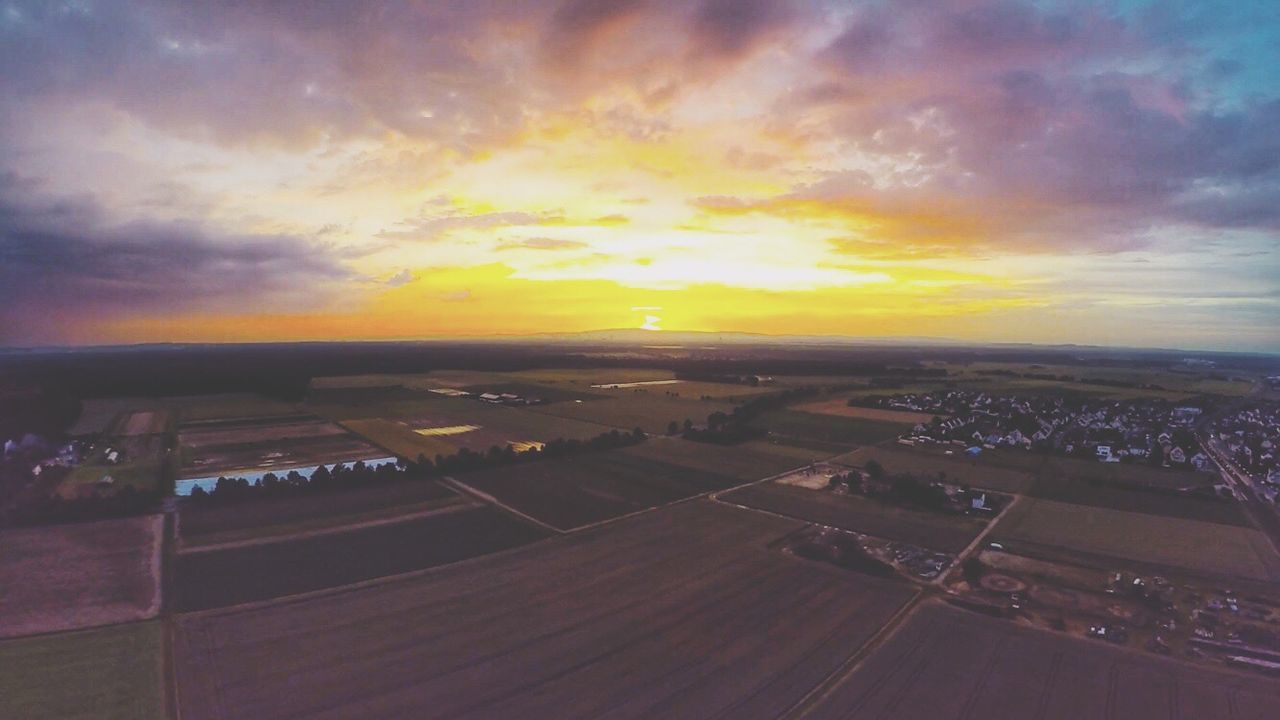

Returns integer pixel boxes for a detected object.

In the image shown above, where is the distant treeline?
[680,387,822,445]
[10,486,161,526]
[187,428,648,505]
[974,369,1169,391]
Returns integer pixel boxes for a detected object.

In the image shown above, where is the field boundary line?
[441,476,566,534]
[779,592,927,720]
[175,498,480,554]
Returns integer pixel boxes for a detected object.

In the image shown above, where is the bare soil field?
[178,480,462,547]
[0,515,162,638]
[621,437,804,481]
[174,505,548,611]
[179,419,348,449]
[117,409,170,436]
[180,433,388,479]
[0,621,165,720]
[523,394,738,435]
[991,498,1280,583]
[720,482,987,553]
[455,450,744,530]
[792,399,940,425]
[173,501,917,720]
[832,445,1038,493]
[69,397,158,436]
[805,602,1280,719]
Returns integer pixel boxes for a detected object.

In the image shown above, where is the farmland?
[804,602,1280,719]
[792,398,941,425]
[990,498,1280,582]
[0,622,165,720]
[833,445,1039,493]
[1045,455,1215,490]
[720,482,988,553]
[749,409,913,447]
[0,515,162,638]
[453,449,746,530]
[177,413,390,486]
[524,393,738,434]
[621,437,805,481]
[173,501,917,720]
[1026,474,1248,525]
[338,417,457,459]
[178,479,463,547]
[174,504,548,611]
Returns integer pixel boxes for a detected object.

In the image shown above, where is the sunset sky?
[1,1,1277,351]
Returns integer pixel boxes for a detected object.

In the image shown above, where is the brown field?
[1044,456,1214,489]
[337,418,457,459]
[991,498,1280,583]
[621,437,805,481]
[832,445,1039,493]
[180,434,389,479]
[792,399,940,425]
[178,480,464,548]
[179,419,348,449]
[740,438,842,462]
[805,602,1280,719]
[594,380,777,400]
[173,501,917,720]
[0,515,162,638]
[175,504,548,611]
[118,409,170,436]
[720,482,987,553]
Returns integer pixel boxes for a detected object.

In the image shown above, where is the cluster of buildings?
[862,390,1209,468]
[429,388,550,406]
[1209,403,1280,501]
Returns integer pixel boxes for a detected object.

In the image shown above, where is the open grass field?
[990,498,1280,582]
[61,459,164,494]
[749,409,913,447]
[68,397,158,436]
[1026,475,1248,526]
[178,480,463,547]
[524,393,737,434]
[174,394,300,422]
[591,380,778,400]
[740,437,844,463]
[460,382,607,402]
[455,450,746,530]
[792,398,941,425]
[720,482,987,553]
[116,409,171,436]
[621,437,805,482]
[174,505,548,611]
[177,414,389,480]
[832,445,1040,493]
[173,501,917,720]
[924,361,1256,399]
[0,515,162,638]
[805,602,1280,720]
[338,417,457,459]
[0,621,165,720]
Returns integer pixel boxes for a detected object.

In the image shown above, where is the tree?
[668,421,679,435]
[683,418,693,432]
[865,459,885,480]
[962,557,984,585]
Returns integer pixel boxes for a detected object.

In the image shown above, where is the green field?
[0,622,165,720]
[1044,456,1214,489]
[749,409,911,447]
[339,418,457,460]
[832,445,1038,493]
[62,460,163,493]
[991,498,1280,582]
[1025,475,1246,525]
[924,361,1256,399]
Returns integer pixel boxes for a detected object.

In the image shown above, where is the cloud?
[0,173,354,344]
[495,237,589,251]
[386,269,414,286]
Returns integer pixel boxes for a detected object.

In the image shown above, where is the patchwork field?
[592,380,777,400]
[173,501,917,720]
[749,409,912,447]
[524,393,738,435]
[621,437,805,482]
[805,602,1280,720]
[793,398,941,425]
[0,622,165,720]
[720,482,988,553]
[174,505,548,611]
[454,450,746,530]
[832,445,1040,493]
[338,418,457,459]
[0,515,162,638]
[177,414,389,481]
[178,480,463,547]
[991,498,1280,582]
[1045,456,1215,490]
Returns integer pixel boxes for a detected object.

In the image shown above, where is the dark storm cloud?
[0,173,354,342]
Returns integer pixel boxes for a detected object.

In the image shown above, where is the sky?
[1,1,1278,352]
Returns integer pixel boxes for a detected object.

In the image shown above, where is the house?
[1189,452,1211,471]
[1096,445,1112,461]
[1169,446,1187,464]
[478,393,502,403]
